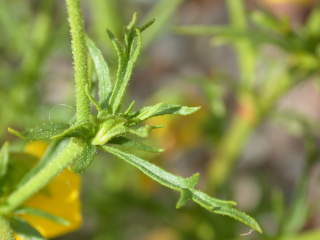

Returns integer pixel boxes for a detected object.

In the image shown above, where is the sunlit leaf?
[86,36,112,107]
[134,103,200,121]
[108,28,142,113]
[102,146,262,233]
[9,123,69,141]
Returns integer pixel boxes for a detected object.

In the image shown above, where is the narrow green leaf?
[15,207,70,226]
[102,145,199,191]
[92,118,127,145]
[86,36,112,107]
[124,100,136,115]
[135,103,200,120]
[176,189,193,209]
[126,12,138,31]
[109,29,142,113]
[51,122,94,140]
[10,217,45,240]
[128,125,158,138]
[213,206,262,233]
[71,142,96,173]
[0,142,9,178]
[106,30,126,108]
[9,122,69,140]
[109,136,164,153]
[101,146,262,232]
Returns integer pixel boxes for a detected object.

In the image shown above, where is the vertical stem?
[226,0,256,91]
[207,0,257,190]
[66,0,90,123]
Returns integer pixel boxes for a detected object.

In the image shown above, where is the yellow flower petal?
[24,141,49,158]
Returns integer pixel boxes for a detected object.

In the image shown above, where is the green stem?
[208,115,256,188]
[208,73,302,189]
[66,0,90,123]
[2,138,84,214]
[226,0,256,91]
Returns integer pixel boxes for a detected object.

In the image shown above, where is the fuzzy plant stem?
[66,0,90,123]
[1,138,84,214]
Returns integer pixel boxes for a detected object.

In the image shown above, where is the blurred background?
[1,0,320,239]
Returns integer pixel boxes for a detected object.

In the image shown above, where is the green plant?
[0,0,262,239]
[177,0,320,190]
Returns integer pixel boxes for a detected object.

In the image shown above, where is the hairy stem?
[66,0,90,123]
[2,138,84,214]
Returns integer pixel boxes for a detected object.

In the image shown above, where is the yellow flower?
[15,141,82,239]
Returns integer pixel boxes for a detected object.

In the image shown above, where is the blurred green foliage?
[1,0,320,240]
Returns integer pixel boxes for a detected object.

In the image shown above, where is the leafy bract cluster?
[3,13,262,236]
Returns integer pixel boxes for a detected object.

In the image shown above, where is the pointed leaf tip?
[176,189,193,209]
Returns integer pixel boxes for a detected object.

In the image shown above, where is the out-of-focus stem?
[208,72,301,189]
[226,0,256,91]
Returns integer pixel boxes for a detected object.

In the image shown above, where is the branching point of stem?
[3,138,84,214]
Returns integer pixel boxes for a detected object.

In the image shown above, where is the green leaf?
[108,29,142,113]
[9,122,69,140]
[0,142,9,179]
[15,207,70,226]
[109,136,164,153]
[86,36,112,107]
[91,118,127,145]
[135,103,200,120]
[128,125,158,138]
[71,142,96,173]
[51,122,94,140]
[102,146,262,233]
[10,217,45,240]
